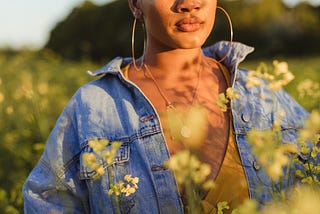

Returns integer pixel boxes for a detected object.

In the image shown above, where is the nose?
[176,0,202,13]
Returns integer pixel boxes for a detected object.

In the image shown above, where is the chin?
[171,30,209,49]
[174,38,206,49]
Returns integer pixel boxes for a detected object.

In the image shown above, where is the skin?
[127,0,229,182]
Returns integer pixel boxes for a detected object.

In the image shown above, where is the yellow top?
[122,64,129,78]
[202,131,249,213]
[202,59,249,213]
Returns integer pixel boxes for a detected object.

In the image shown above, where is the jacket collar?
[88,41,254,78]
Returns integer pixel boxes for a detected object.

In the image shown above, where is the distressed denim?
[23,41,309,213]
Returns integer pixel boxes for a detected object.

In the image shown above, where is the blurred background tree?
[45,0,320,62]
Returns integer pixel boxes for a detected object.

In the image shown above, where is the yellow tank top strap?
[121,64,130,79]
[211,58,231,88]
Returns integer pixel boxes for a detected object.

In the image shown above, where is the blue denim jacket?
[23,42,309,213]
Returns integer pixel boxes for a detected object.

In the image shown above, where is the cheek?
[203,9,216,38]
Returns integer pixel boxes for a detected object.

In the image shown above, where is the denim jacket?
[23,42,309,213]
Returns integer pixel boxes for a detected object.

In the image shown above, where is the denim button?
[253,160,261,171]
[241,112,250,123]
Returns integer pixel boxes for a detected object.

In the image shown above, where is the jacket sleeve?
[22,96,89,213]
[276,89,309,131]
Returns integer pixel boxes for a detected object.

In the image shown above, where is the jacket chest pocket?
[79,140,130,185]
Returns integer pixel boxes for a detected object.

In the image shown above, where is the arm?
[23,96,89,213]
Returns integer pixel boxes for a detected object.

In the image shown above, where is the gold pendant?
[165,104,208,150]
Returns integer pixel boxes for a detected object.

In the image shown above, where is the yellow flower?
[272,119,281,132]
[248,129,298,181]
[165,150,214,189]
[246,76,261,88]
[193,163,211,184]
[268,81,283,91]
[20,72,34,99]
[231,199,259,214]
[282,71,294,84]
[299,110,320,144]
[260,185,320,214]
[216,93,229,112]
[95,165,105,176]
[273,60,289,75]
[226,87,239,100]
[109,182,122,196]
[37,82,49,95]
[279,109,286,118]
[217,201,230,214]
[311,147,320,159]
[82,153,97,169]
[297,79,320,98]
[300,146,311,155]
[0,92,4,103]
[301,176,314,185]
[248,61,294,92]
[203,180,215,190]
[124,174,139,187]
[88,138,109,154]
[5,106,14,115]
[83,139,122,175]
[295,169,305,178]
[102,141,122,164]
[122,184,137,197]
[108,174,139,197]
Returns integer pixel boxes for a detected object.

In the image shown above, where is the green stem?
[185,179,196,214]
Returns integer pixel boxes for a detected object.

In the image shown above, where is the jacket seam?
[79,126,162,149]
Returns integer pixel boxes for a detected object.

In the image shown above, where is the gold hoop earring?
[216,6,233,63]
[131,18,146,71]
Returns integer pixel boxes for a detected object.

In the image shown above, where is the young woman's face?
[138,0,217,50]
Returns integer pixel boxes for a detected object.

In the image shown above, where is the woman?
[23,0,308,213]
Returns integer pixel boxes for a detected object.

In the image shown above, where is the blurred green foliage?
[0,49,318,212]
[45,0,138,62]
[0,49,96,213]
[45,0,320,61]
[241,56,320,111]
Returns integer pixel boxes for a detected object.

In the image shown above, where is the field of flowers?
[0,50,318,213]
[242,56,320,111]
[0,50,98,213]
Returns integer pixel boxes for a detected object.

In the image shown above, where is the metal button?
[241,112,250,123]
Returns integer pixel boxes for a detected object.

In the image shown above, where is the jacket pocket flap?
[79,142,130,180]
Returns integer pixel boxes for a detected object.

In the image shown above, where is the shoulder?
[71,57,132,104]
[203,41,254,69]
[233,68,308,130]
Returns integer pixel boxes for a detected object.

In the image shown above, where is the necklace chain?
[142,63,203,109]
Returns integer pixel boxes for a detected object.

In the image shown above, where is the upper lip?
[175,16,204,26]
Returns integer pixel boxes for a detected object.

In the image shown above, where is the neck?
[141,45,205,76]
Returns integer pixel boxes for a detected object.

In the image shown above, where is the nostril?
[177,3,201,13]
[180,8,190,12]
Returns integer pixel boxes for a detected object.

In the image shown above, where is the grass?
[241,55,320,111]
[0,50,319,212]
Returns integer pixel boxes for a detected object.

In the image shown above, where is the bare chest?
[129,67,230,178]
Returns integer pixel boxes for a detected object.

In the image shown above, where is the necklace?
[142,62,203,109]
[142,62,208,146]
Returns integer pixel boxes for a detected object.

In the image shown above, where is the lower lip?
[176,23,201,32]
